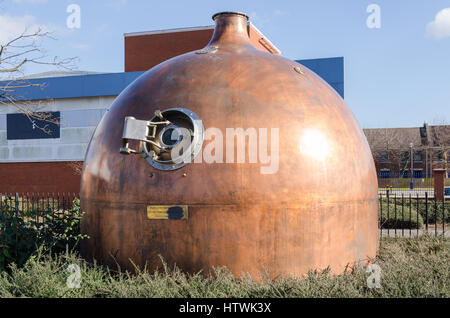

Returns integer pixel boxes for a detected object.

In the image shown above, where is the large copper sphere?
[80,12,378,279]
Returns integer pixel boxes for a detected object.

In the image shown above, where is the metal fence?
[379,192,449,237]
[0,192,448,240]
[0,192,79,214]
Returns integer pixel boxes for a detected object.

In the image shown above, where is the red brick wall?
[0,162,82,194]
[125,26,279,72]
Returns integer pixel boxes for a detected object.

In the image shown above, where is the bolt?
[294,66,305,75]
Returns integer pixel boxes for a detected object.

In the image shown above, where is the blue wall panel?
[0,72,144,101]
[0,57,344,101]
[296,57,344,98]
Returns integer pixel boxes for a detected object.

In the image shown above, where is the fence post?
[433,169,445,202]
[425,192,428,231]
[14,193,19,217]
[15,193,19,262]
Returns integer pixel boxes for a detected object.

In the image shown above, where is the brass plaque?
[147,205,188,220]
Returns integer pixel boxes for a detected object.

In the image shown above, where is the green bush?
[379,197,450,228]
[415,202,450,224]
[379,200,423,229]
[0,197,87,272]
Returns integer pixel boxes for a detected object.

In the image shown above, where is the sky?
[1,0,449,129]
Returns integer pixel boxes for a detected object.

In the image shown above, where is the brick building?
[364,123,450,180]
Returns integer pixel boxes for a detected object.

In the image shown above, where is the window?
[402,170,409,178]
[413,170,424,179]
[380,170,390,179]
[400,151,410,162]
[433,150,443,162]
[7,112,60,140]
[413,151,423,162]
[447,151,450,162]
[380,152,388,163]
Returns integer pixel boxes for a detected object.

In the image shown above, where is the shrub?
[0,197,87,272]
[379,200,423,229]
[415,201,450,224]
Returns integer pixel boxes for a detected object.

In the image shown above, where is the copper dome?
[80,12,378,279]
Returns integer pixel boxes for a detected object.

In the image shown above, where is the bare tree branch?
[0,25,77,131]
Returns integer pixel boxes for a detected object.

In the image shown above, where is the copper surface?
[80,12,378,279]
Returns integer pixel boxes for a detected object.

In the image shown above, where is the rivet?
[294,66,305,75]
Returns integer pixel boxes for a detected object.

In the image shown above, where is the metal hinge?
[120,112,170,155]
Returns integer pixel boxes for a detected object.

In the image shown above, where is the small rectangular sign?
[147,205,188,220]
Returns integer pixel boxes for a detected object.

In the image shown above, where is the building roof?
[364,124,450,150]
[21,71,104,79]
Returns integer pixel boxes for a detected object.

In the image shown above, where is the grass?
[0,236,448,298]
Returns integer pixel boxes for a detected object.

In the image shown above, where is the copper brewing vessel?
[80,12,378,279]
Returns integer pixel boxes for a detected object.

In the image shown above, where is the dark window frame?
[380,152,389,163]
[433,150,444,162]
[6,112,60,140]
[400,151,410,162]
[413,150,423,162]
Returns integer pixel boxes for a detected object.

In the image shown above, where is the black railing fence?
[0,192,79,214]
[379,192,449,237]
[0,192,448,241]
